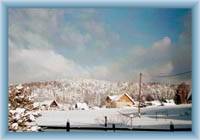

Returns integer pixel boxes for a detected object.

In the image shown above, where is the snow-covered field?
[9,79,192,132]
[36,104,191,130]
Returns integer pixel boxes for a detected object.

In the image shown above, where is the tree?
[174,82,190,104]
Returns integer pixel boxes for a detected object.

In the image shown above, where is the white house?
[73,102,89,110]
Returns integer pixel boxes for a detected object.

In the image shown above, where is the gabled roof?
[40,99,60,107]
[107,93,134,103]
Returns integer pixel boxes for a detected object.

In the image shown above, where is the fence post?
[170,121,174,132]
[105,116,107,131]
[66,120,70,132]
[112,124,116,132]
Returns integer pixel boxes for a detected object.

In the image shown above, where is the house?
[49,100,59,108]
[105,93,135,108]
[162,99,175,106]
[40,100,60,110]
[147,100,162,106]
[73,102,89,110]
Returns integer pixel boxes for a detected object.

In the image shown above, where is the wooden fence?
[39,120,191,132]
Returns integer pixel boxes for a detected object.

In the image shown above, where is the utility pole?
[138,73,142,117]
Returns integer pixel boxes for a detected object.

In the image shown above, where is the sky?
[8,8,192,84]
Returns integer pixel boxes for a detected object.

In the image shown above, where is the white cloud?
[89,66,110,80]
[9,47,91,84]
[8,9,191,83]
[9,33,191,84]
[60,25,91,49]
[9,47,114,84]
[100,36,177,82]
[152,36,171,52]
[170,14,191,75]
[104,29,191,82]
[9,8,120,51]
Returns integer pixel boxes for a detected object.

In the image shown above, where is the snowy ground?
[36,104,191,130]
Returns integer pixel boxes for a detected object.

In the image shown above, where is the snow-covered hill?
[11,78,182,107]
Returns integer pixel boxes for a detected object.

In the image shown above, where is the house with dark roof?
[40,99,60,110]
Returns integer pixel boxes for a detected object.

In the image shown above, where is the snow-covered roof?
[149,100,162,106]
[16,84,23,90]
[33,102,40,108]
[40,100,60,107]
[75,102,89,110]
[107,95,119,101]
[40,100,53,106]
[107,93,134,103]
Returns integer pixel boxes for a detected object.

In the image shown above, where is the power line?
[154,70,192,78]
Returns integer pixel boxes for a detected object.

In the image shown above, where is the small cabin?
[40,100,60,110]
[50,100,59,108]
[74,102,89,110]
[105,93,135,108]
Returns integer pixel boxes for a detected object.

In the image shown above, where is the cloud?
[9,33,191,84]
[88,66,110,80]
[9,47,91,84]
[122,36,173,73]
[8,9,191,83]
[9,8,120,51]
[103,32,191,82]
[152,36,171,51]
[99,26,190,82]
[9,9,64,49]
[170,14,192,75]
[9,47,119,84]
[8,8,117,83]
[59,24,92,49]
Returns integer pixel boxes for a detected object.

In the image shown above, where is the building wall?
[115,101,133,108]
[105,98,112,108]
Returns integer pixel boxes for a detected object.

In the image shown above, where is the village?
[8,78,192,132]
[6,6,193,133]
